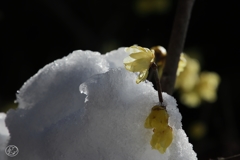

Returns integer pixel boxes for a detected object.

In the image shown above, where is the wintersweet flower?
[175,54,220,107]
[123,45,155,84]
[145,105,173,154]
[177,53,187,76]
[197,72,220,102]
[175,54,200,92]
[179,72,220,107]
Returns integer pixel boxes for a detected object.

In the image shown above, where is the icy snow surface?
[0,47,197,159]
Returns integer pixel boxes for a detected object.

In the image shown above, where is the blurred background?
[1,0,240,159]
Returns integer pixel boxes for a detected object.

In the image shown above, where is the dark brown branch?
[161,0,195,95]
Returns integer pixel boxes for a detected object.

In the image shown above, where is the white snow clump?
[0,47,197,160]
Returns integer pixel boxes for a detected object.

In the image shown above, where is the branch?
[161,0,195,95]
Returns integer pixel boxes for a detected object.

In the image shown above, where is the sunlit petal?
[125,46,145,54]
[123,56,136,64]
[123,45,155,84]
[124,59,151,72]
[129,52,153,59]
[197,72,220,102]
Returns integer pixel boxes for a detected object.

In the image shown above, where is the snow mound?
[0,48,197,160]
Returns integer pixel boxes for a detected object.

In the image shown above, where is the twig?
[161,0,195,95]
[151,63,164,107]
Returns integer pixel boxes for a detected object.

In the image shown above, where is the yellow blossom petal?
[175,55,200,91]
[144,106,168,129]
[151,126,173,153]
[175,54,220,107]
[129,52,153,59]
[122,56,135,64]
[180,91,201,107]
[145,105,173,153]
[124,58,152,72]
[125,45,151,54]
[176,53,187,76]
[123,45,155,84]
[126,46,154,59]
[136,69,149,84]
[197,72,220,102]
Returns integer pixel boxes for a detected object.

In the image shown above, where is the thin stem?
[161,0,195,95]
[151,63,164,107]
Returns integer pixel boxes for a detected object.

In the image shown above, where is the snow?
[0,113,9,160]
[0,47,197,159]
[104,47,129,68]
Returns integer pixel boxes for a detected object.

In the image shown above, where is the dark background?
[1,0,240,159]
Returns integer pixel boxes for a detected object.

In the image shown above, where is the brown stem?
[161,0,195,95]
[151,63,164,107]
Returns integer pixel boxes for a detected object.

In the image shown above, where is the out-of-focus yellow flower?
[145,105,173,153]
[134,0,171,16]
[123,45,155,84]
[197,72,220,102]
[175,54,220,107]
[189,121,207,140]
[180,91,201,107]
[177,54,187,76]
[175,54,200,92]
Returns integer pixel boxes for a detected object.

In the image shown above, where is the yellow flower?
[197,72,220,102]
[175,54,200,92]
[180,91,201,107]
[123,45,155,84]
[175,54,220,107]
[177,53,187,76]
[145,105,173,153]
